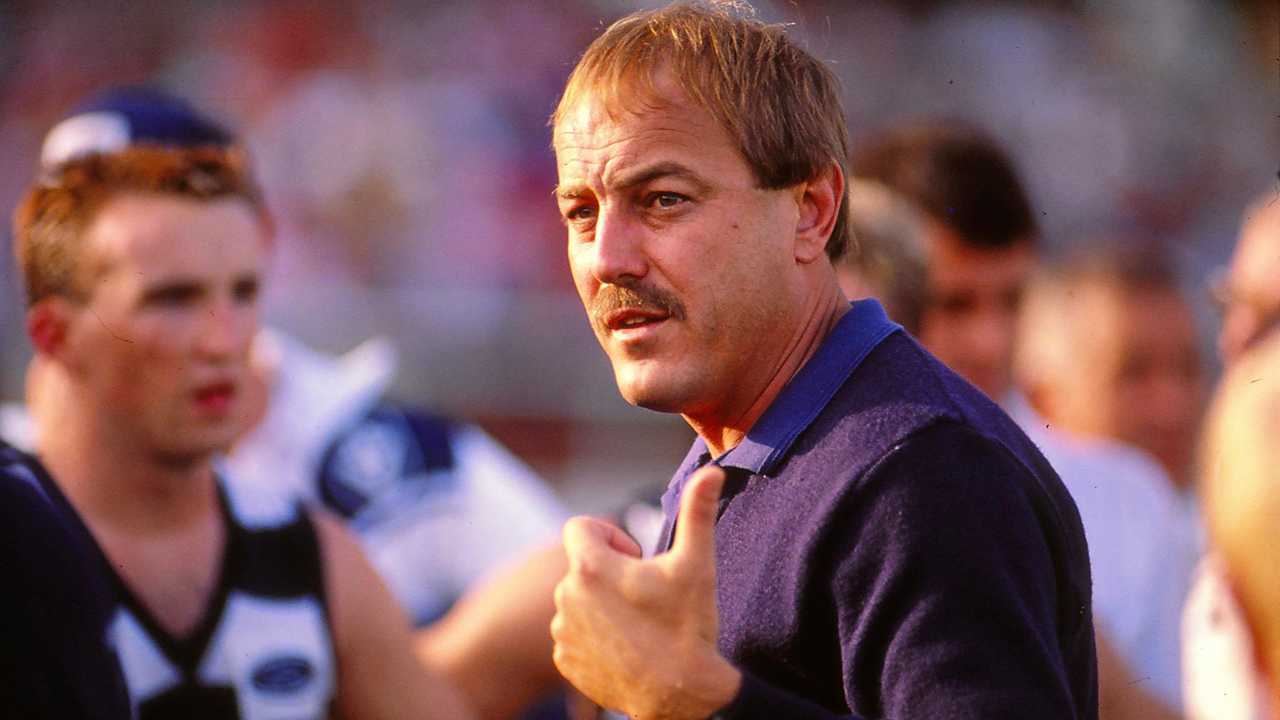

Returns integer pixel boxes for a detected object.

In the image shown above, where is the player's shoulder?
[0,438,37,470]
[316,402,461,521]
[0,440,55,506]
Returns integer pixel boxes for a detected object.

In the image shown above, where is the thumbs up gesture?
[551,465,742,720]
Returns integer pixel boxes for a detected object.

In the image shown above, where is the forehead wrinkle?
[560,135,715,191]
[556,104,719,159]
[559,119,716,155]
[139,274,203,291]
[611,161,712,196]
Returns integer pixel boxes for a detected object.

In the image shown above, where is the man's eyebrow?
[553,162,711,202]
[139,278,204,303]
[613,162,710,194]
[554,185,586,201]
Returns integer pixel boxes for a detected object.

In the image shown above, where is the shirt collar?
[661,299,901,522]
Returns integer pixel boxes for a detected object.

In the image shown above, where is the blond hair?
[1202,329,1280,690]
[552,0,851,259]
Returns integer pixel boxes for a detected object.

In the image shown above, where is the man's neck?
[38,408,218,536]
[686,283,850,458]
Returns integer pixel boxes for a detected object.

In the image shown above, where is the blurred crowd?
[1,2,1275,497]
[1,0,1278,719]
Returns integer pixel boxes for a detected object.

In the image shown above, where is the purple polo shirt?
[660,300,1097,719]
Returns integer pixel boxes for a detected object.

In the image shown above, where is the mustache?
[590,282,686,330]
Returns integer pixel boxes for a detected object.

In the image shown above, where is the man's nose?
[197,300,255,360]
[591,207,648,286]
[970,309,1016,370]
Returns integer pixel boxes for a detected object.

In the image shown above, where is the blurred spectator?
[1188,331,1280,720]
[15,84,570,624]
[837,179,929,334]
[1182,191,1280,720]
[4,86,571,719]
[12,143,473,719]
[1017,242,1208,492]
[852,121,1192,717]
[1015,242,1209,711]
[851,122,1035,401]
[1214,191,1280,365]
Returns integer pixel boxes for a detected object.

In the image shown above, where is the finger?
[581,516,643,558]
[669,465,726,565]
[604,523,644,558]
[561,516,638,580]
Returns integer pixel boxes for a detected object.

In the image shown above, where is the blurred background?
[0,0,1276,511]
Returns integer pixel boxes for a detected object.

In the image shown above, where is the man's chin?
[157,427,241,466]
[628,394,685,414]
[614,367,687,414]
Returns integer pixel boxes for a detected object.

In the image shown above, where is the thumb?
[670,465,726,566]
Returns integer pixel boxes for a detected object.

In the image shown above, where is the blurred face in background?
[1200,331,1280,716]
[1218,200,1280,365]
[917,221,1035,401]
[57,194,265,463]
[1049,281,1206,489]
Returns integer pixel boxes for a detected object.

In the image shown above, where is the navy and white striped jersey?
[221,330,568,625]
[0,443,130,719]
[44,477,337,720]
[2,330,569,628]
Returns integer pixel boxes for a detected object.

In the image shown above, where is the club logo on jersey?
[319,408,457,521]
[331,420,408,499]
[250,654,314,694]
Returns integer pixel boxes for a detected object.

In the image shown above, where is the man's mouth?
[194,382,237,413]
[590,282,685,341]
[603,308,671,334]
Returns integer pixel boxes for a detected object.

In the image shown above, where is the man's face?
[60,193,264,463]
[555,77,802,422]
[1218,202,1280,365]
[917,222,1034,401]
[1058,283,1206,487]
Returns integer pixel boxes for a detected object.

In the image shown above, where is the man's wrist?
[680,651,742,719]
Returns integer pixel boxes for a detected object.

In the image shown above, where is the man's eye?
[566,205,596,223]
[650,192,686,209]
[233,277,260,303]
[146,286,201,306]
[936,293,977,315]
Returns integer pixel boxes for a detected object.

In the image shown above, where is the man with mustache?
[12,146,473,719]
[547,3,1096,719]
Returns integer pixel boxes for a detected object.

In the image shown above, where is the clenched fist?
[551,465,741,720]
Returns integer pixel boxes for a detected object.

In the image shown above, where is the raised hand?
[551,465,741,720]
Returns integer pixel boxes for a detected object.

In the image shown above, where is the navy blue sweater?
[659,301,1096,719]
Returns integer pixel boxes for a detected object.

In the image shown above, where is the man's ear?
[26,298,72,358]
[793,162,845,264]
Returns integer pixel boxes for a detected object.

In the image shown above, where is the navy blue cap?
[41,86,236,169]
